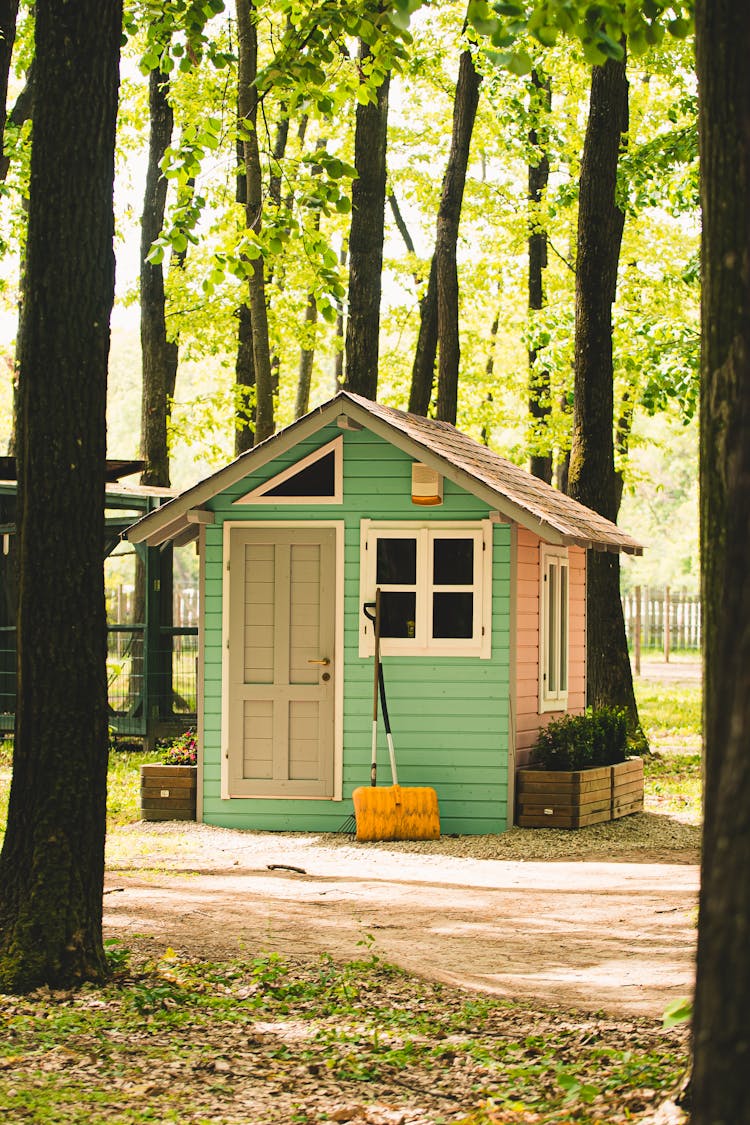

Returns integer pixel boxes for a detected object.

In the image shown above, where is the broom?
[351,589,440,842]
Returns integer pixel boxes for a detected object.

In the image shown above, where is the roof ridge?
[127,389,642,555]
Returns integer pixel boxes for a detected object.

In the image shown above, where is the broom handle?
[379,663,399,786]
[371,587,381,787]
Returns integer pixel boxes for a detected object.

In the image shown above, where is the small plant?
[158,728,198,766]
[104,938,131,975]
[663,997,693,1028]
[531,707,629,771]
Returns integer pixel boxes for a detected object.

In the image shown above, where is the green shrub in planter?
[531,707,629,771]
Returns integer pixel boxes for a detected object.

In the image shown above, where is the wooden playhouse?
[126,392,641,835]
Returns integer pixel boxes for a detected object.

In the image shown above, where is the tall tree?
[435,44,482,425]
[691,1,750,1120]
[0,0,121,992]
[567,51,641,734]
[343,38,390,400]
[234,112,254,456]
[527,68,553,484]
[140,67,178,488]
[0,0,18,162]
[237,0,274,444]
[408,257,438,415]
[294,292,318,419]
[0,62,32,185]
[409,39,482,420]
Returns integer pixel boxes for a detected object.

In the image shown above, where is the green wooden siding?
[200,422,511,834]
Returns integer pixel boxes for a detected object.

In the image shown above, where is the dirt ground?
[104,824,698,1019]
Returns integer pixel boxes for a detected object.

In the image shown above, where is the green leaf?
[645,21,665,46]
[490,27,515,48]
[582,37,609,65]
[668,17,693,39]
[484,48,533,76]
[388,8,411,31]
[468,0,499,35]
[628,29,648,55]
[596,33,625,60]
[535,25,558,46]
[663,997,693,1027]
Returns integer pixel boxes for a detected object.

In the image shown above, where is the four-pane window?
[360,521,492,658]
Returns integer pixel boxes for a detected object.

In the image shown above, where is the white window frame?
[359,520,492,659]
[232,436,343,505]
[539,544,570,712]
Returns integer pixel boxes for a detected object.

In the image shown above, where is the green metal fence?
[1,622,198,741]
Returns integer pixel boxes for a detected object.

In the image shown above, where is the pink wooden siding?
[513,528,586,768]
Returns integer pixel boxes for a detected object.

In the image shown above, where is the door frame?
[220,520,345,801]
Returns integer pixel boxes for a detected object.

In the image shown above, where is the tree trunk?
[334,242,347,388]
[480,306,499,446]
[235,301,255,455]
[409,255,438,415]
[237,0,274,444]
[0,63,33,185]
[268,109,290,404]
[294,293,318,419]
[233,65,255,456]
[0,1,19,163]
[435,46,482,425]
[409,40,481,420]
[140,68,178,489]
[343,41,389,400]
[2,60,33,458]
[0,0,121,993]
[691,4,750,1121]
[528,69,553,484]
[138,67,181,723]
[566,53,640,736]
[388,189,437,418]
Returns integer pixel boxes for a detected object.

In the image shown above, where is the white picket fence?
[622,586,702,660]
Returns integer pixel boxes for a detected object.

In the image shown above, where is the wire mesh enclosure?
[0,483,199,745]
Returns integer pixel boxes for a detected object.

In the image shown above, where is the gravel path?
[105,809,699,1018]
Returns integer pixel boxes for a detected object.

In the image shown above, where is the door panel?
[227,527,336,798]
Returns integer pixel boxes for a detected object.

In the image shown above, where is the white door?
[227,526,336,797]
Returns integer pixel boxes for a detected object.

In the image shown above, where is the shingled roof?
[126,391,642,555]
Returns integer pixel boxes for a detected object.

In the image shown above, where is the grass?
[634,663,702,821]
[635,683,702,749]
[0,742,160,843]
[107,747,163,825]
[644,752,702,820]
[0,946,689,1124]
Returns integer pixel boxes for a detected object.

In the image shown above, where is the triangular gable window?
[233,436,343,505]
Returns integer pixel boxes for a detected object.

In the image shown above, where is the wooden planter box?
[140,764,197,821]
[516,757,644,829]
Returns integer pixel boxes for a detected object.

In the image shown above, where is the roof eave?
[125,398,345,544]
[125,391,644,555]
[340,397,645,552]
